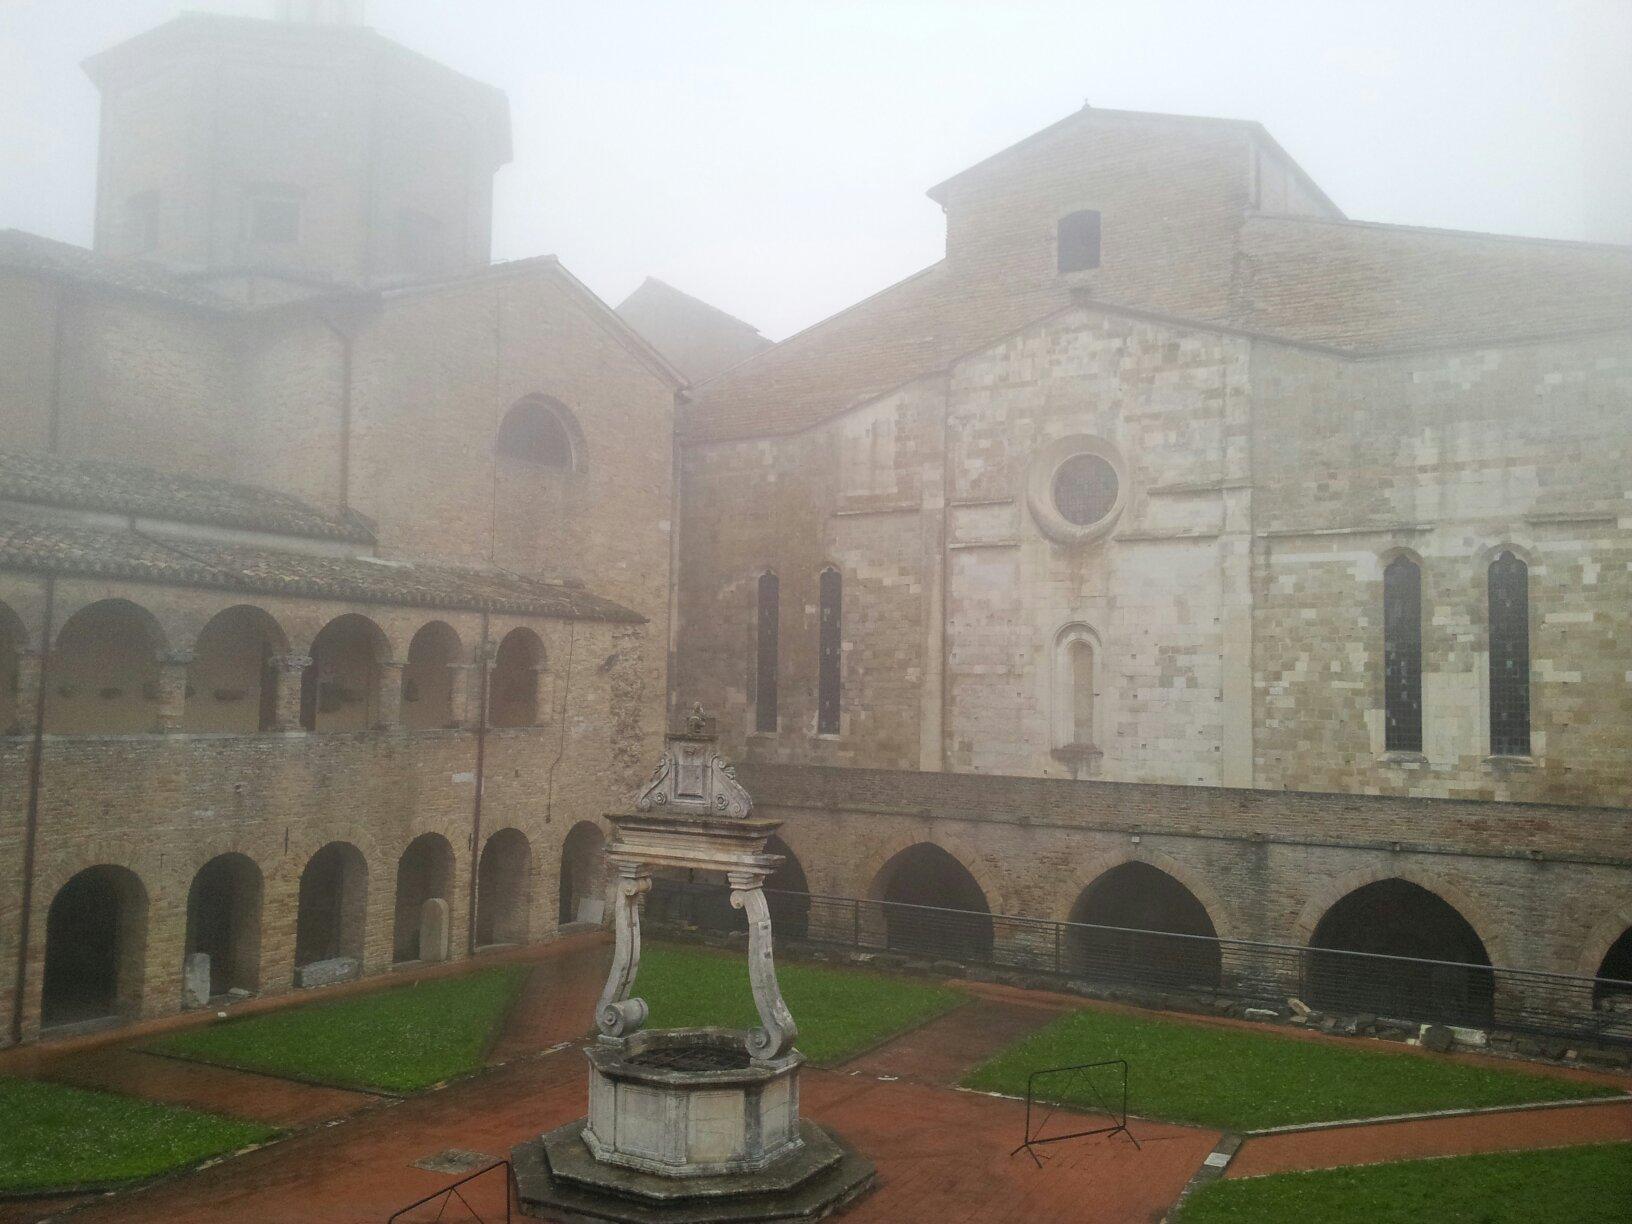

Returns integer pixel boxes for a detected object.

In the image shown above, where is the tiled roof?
[616,277,770,384]
[684,223,1632,444]
[0,451,376,544]
[0,229,236,311]
[0,516,645,623]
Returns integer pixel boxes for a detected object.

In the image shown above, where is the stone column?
[595,862,653,1038]
[730,868,798,1059]
[154,650,193,733]
[268,654,311,732]
[375,661,404,730]
[11,650,43,734]
[448,662,475,729]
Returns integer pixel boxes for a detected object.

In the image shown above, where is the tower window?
[817,568,841,735]
[1488,551,1531,756]
[1383,556,1422,753]
[496,398,578,469]
[245,188,301,245]
[754,572,779,733]
[1057,209,1101,273]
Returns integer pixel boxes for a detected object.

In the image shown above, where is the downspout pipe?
[467,615,491,957]
[316,312,355,516]
[11,575,55,1045]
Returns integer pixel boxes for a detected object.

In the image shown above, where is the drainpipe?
[46,287,71,454]
[316,313,355,516]
[11,575,55,1045]
[467,615,491,957]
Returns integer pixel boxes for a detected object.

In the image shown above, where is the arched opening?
[294,842,368,981]
[558,821,607,926]
[1488,550,1531,756]
[0,601,24,735]
[1594,926,1632,1011]
[1383,556,1423,753]
[490,628,544,728]
[41,866,148,1028]
[186,605,286,733]
[817,568,842,734]
[873,843,993,960]
[1308,879,1494,1026]
[765,835,810,942]
[46,599,165,733]
[394,832,455,963]
[754,572,779,733]
[476,828,532,947]
[1066,863,1221,992]
[184,853,263,1000]
[496,397,579,469]
[302,614,387,732]
[402,621,461,730]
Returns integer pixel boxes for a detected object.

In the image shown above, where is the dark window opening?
[1057,209,1101,273]
[817,567,841,735]
[754,572,779,732]
[1067,863,1221,993]
[1488,551,1530,756]
[1052,453,1119,527]
[878,843,993,960]
[1383,556,1422,753]
[497,401,575,469]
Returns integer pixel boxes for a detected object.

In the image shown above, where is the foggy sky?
[2,0,1628,341]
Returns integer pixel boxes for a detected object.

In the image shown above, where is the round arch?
[1583,907,1632,1011]
[47,598,169,734]
[303,613,390,732]
[1306,877,1495,1026]
[490,628,545,728]
[1293,865,1515,969]
[476,827,533,947]
[41,864,149,1027]
[294,841,368,979]
[184,852,264,1000]
[394,832,456,963]
[495,395,586,471]
[1065,860,1221,992]
[186,605,288,733]
[403,621,463,730]
[558,821,607,927]
[869,842,993,960]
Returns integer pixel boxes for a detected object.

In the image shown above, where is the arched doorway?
[765,835,811,942]
[558,821,606,926]
[394,833,455,962]
[184,854,263,1000]
[294,842,368,979]
[873,843,993,960]
[1065,862,1221,992]
[1307,878,1495,1025]
[476,828,532,947]
[41,866,148,1027]
[1594,925,1632,1010]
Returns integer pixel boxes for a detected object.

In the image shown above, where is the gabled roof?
[616,277,771,384]
[0,229,238,312]
[0,516,644,622]
[0,451,375,544]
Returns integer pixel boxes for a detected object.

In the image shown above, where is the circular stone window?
[1026,435,1128,545]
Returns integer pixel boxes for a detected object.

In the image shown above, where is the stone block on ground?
[183,952,211,1009]
[420,897,450,963]
[297,956,360,988]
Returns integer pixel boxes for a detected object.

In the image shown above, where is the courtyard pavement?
[2,935,1626,1222]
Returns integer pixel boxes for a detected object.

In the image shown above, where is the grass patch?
[148,965,525,1093]
[637,942,961,1064]
[962,1005,1618,1131]
[1176,1143,1632,1223]
[0,1077,276,1194]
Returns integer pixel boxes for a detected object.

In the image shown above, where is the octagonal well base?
[512,1118,874,1223]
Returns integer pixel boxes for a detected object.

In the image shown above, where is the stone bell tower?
[83,9,511,287]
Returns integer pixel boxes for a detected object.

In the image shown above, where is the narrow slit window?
[1057,210,1101,273]
[754,572,779,732]
[1488,551,1531,756]
[1383,556,1422,753]
[817,568,841,735]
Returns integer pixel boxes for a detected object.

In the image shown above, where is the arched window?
[1057,209,1101,273]
[186,605,287,734]
[754,572,779,733]
[402,621,461,730]
[301,614,388,732]
[1383,557,1422,753]
[496,398,578,469]
[817,567,841,735]
[1488,551,1530,756]
[490,628,544,728]
[47,599,166,734]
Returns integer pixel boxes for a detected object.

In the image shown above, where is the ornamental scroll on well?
[633,702,754,819]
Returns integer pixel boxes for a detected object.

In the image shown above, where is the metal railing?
[645,880,1632,1046]
[387,1159,513,1224]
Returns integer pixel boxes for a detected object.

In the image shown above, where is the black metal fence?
[645,880,1632,1047]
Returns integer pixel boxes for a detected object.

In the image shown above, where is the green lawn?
[0,1077,276,1194]
[963,1005,1618,1131]
[637,942,961,1064]
[148,965,525,1093]
[1177,1143,1632,1223]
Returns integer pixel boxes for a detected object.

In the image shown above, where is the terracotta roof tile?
[0,516,644,623]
